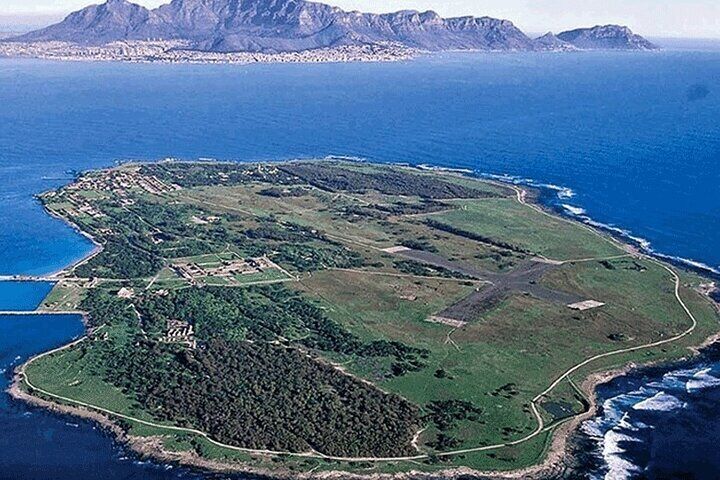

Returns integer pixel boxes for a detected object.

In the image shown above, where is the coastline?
[41,203,104,278]
[6,159,720,480]
[475,172,720,281]
[0,41,418,65]
[10,336,719,480]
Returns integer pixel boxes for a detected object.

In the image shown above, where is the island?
[10,159,718,478]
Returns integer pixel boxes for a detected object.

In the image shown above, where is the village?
[171,254,290,287]
[65,168,181,196]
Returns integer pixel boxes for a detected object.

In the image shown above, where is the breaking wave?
[686,368,720,393]
[325,155,369,162]
[417,163,474,174]
[562,204,587,216]
[632,392,685,412]
[478,172,577,200]
[603,430,642,480]
[582,364,720,479]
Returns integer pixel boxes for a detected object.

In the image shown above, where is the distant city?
[0,0,661,64]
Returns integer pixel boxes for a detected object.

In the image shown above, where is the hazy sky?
[1,0,719,38]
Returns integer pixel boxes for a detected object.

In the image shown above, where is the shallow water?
[0,282,54,311]
[0,50,718,478]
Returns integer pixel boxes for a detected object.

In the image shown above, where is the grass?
[431,198,622,261]
[295,257,718,458]
[26,161,720,475]
[232,269,291,285]
[541,258,689,332]
[295,270,473,346]
[25,325,162,425]
[39,281,86,311]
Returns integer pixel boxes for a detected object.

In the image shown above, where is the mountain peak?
[557,24,658,50]
[10,1,657,55]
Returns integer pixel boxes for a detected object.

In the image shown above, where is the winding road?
[16,253,700,464]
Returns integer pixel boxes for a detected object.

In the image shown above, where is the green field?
[23,160,719,476]
[431,198,622,261]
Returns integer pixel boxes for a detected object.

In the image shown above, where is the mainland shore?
[0,41,417,65]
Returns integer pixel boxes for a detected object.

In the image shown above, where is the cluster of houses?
[161,319,197,349]
[67,168,181,196]
[173,256,274,283]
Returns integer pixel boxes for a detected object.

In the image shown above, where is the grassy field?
[293,255,717,463]
[431,198,623,261]
[39,281,87,311]
[25,160,720,475]
[25,325,165,427]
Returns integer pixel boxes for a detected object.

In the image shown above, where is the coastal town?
[0,40,417,64]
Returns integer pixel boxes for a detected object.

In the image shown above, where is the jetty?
[0,310,84,316]
[0,275,62,282]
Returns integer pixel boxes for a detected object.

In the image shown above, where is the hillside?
[11,0,657,54]
[558,24,658,50]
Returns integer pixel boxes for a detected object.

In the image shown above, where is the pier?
[0,310,84,316]
[0,275,62,282]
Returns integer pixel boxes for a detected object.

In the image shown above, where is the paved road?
[397,249,584,322]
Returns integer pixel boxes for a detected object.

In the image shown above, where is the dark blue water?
[582,356,720,480]
[0,282,54,311]
[0,50,718,478]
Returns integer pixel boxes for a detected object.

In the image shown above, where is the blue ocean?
[0,49,718,479]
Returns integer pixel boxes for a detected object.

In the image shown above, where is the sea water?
[581,353,720,480]
[0,48,718,478]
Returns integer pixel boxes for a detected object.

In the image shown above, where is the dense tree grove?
[102,338,421,457]
[79,288,423,457]
[373,200,451,215]
[393,260,476,280]
[278,164,500,199]
[424,220,533,255]
[75,239,164,279]
[258,186,309,197]
[336,201,451,223]
[398,239,439,253]
[80,288,135,328]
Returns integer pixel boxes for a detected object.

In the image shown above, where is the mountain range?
[10,0,658,53]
